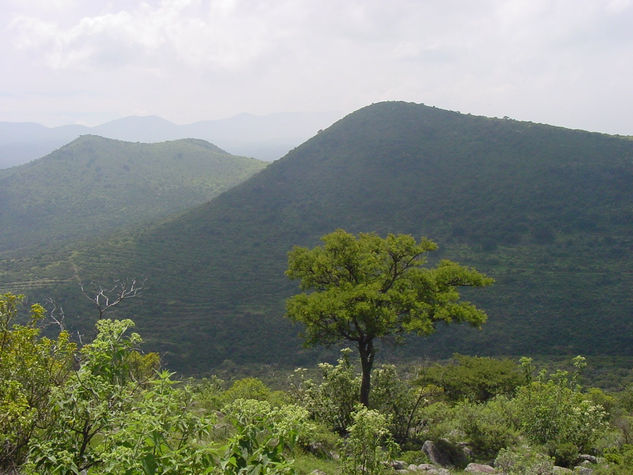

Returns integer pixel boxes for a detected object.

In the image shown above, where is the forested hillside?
[0,135,266,254]
[1,102,632,372]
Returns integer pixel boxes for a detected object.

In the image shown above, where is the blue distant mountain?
[0,111,341,168]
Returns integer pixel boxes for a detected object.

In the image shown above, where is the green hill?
[0,135,266,254]
[2,102,632,372]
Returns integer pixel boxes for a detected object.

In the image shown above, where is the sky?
[2,0,633,135]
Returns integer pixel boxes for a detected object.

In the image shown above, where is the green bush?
[289,348,359,434]
[514,380,607,452]
[0,294,76,469]
[494,445,554,474]
[417,354,524,403]
[548,441,579,468]
[220,398,310,474]
[341,406,398,475]
[95,371,215,474]
[603,443,633,466]
[416,401,459,443]
[221,377,271,404]
[456,396,521,459]
[370,364,425,444]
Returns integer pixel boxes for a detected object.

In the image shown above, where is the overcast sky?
[2,0,633,134]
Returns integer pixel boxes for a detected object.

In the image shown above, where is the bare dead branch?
[44,297,66,332]
[79,278,145,319]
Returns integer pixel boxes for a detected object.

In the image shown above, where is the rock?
[416,464,436,470]
[415,463,437,471]
[457,441,474,460]
[464,462,497,473]
[423,440,449,466]
[389,460,408,470]
[573,467,594,475]
[306,441,328,457]
[552,467,573,473]
[308,471,327,475]
[422,439,468,468]
[578,454,598,464]
[406,463,448,474]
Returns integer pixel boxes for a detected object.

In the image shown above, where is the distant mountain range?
[1,102,632,373]
[0,135,265,254]
[0,111,341,168]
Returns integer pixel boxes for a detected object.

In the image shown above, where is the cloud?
[3,0,633,132]
[8,0,299,72]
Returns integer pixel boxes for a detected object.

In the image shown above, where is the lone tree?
[285,229,493,406]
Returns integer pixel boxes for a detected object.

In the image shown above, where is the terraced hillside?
[2,102,632,372]
[0,135,266,254]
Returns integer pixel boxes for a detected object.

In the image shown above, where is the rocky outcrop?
[422,440,469,468]
[464,462,497,473]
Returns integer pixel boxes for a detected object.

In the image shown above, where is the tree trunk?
[358,338,375,407]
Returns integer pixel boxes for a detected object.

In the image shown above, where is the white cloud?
[2,0,633,133]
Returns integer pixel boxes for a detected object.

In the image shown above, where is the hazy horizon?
[3,1,633,136]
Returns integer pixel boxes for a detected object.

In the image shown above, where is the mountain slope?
[0,135,266,254]
[2,102,632,372]
[0,111,340,167]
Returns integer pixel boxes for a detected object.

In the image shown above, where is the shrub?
[514,380,608,452]
[220,399,310,474]
[341,406,398,475]
[548,441,579,468]
[221,377,271,404]
[456,396,521,459]
[370,364,425,444]
[495,445,554,474]
[0,294,76,469]
[289,348,359,434]
[417,354,524,403]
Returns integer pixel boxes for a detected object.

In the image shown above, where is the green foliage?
[27,319,148,472]
[189,375,226,411]
[289,348,359,434]
[494,445,555,474]
[221,377,272,405]
[286,230,492,347]
[418,354,524,402]
[0,135,266,254]
[398,449,430,466]
[587,387,618,419]
[0,293,76,469]
[286,229,492,405]
[514,376,608,453]
[24,316,214,474]
[4,102,633,372]
[2,293,626,474]
[97,371,215,475]
[340,406,398,475]
[370,364,426,445]
[455,396,521,459]
[220,398,309,474]
[415,401,459,443]
[549,441,579,467]
[603,444,633,467]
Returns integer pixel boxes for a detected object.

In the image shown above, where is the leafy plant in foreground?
[341,406,398,475]
[289,348,359,434]
[0,293,76,470]
[220,398,310,474]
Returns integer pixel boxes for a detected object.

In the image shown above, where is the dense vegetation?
[1,102,632,372]
[286,230,492,406]
[0,135,265,254]
[5,292,633,473]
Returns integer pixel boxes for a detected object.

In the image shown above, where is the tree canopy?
[285,229,493,405]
